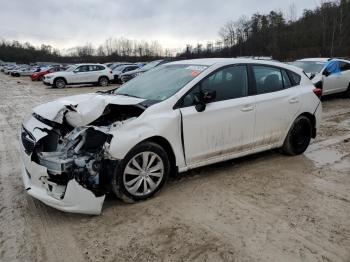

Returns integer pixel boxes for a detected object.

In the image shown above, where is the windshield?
[112,64,129,71]
[291,61,325,73]
[65,65,76,72]
[114,64,208,101]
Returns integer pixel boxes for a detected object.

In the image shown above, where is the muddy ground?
[0,73,349,262]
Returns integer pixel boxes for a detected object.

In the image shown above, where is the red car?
[31,67,63,81]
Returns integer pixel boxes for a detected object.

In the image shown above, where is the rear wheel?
[53,78,66,88]
[98,76,109,87]
[282,116,312,156]
[38,75,43,81]
[112,142,169,203]
[344,83,350,98]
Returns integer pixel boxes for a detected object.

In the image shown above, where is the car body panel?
[43,64,113,86]
[20,58,322,214]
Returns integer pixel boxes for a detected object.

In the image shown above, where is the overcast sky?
[0,0,320,52]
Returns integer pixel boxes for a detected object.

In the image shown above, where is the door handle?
[289,98,299,104]
[241,105,254,112]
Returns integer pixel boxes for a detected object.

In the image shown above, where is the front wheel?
[53,78,66,88]
[112,142,170,202]
[98,76,109,87]
[282,116,312,156]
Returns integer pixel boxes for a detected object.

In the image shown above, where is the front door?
[179,65,255,165]
[322,60,349,95]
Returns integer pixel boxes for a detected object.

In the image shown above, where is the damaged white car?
[20,58,322,215]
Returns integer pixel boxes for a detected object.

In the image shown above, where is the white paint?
[21,58,322,214]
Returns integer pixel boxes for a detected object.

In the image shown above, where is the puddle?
[305,148,346,167]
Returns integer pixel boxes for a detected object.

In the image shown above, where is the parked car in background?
[112,64,140,83]
[31,66,64,81]
[0,64,17,74]
[291,58,350,97]
[20,58,321,214]
[11,66,37,77]
[43,63,113,88]
[104,62,117,68]
[120,59,170,83]
[4,65,20,74]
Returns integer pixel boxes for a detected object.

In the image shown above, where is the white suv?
[20,58,322,214]
[43,64,113,88]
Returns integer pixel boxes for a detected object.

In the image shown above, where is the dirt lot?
[0,73,349,262]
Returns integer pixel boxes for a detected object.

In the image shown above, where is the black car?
[112,64,140,83]
[119,59,170,83]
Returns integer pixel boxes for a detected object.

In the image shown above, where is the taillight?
[313,88,322,98]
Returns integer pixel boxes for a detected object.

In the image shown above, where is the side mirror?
[323,70,330,77]
[195,89,216,112]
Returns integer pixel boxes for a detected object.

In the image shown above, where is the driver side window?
[181,65,248,107]
[76,65,89,72]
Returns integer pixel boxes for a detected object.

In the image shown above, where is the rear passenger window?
[252,66,283,94]
[288,71,301,86]
[282,70,291,88]
[340,62,350,72]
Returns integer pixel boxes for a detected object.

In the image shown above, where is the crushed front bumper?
[20,141,105,215]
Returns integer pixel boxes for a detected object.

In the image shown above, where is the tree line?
[0,38,167,64]
[181,0,350,61]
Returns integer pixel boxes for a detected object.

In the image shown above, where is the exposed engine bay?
[25,103,145,198]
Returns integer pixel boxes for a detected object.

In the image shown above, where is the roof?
[168,58,298,71]
[297,58,330,62]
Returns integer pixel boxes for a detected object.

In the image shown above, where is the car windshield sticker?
[191,71,200,77]
[186,65,207,77]
[186,65,207,71]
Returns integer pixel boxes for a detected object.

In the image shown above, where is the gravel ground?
[0,73,349,262]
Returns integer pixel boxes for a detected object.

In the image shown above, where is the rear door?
[179,65,256,165]
[251,65,301,147]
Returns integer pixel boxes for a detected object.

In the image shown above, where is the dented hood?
[33,93,146,127]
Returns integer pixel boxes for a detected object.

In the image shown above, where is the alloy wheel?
[123,151,164,197]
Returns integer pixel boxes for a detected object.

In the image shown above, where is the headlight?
[45,75,53,79]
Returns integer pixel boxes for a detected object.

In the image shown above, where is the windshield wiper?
[116,93,141,98]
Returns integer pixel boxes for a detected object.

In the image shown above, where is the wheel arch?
[297,112,316,138]
[54,76,67,84]
[137,136,178,177]
[98,75,110,81]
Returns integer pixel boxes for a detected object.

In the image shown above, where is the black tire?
[98,76,109,87]
[112,142,170,203]
[282,116,312,156]
[53,78,66,88]
[38,75,43,81]
[344,83,350,98]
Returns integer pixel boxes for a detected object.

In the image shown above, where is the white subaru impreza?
[20,58,322,214]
